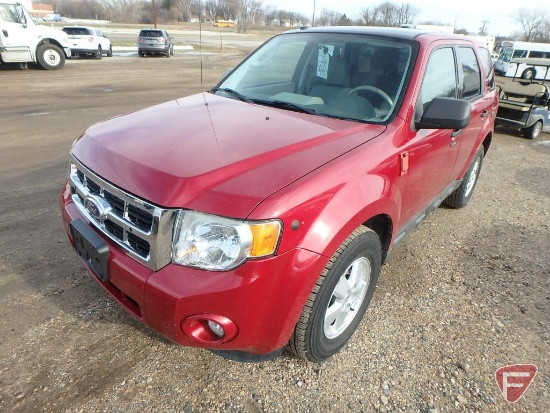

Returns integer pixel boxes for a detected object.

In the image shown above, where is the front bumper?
[60,182,325,354]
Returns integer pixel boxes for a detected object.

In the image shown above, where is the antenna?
[199,0,203,84]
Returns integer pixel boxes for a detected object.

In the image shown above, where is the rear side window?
[529,51,549,58]
[478,47,495,90]
[418,47,457,114]
[457,47,481,99]
[140,30,163,38]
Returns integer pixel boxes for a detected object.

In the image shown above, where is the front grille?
[69,154,179,270]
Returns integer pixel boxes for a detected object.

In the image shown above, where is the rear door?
[451,45,494,179]
[96,29,110,51]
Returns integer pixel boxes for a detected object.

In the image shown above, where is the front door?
[401,46,461,224]
[0,3,33,62]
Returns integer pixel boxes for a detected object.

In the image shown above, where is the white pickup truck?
[0,0,71,69]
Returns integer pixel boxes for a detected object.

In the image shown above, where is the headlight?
[172,211,282,271]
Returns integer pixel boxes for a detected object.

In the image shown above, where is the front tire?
[289,227,381,362]
[443,146,484,208]
[36,43,65,70]
[107,46,113,57]
[523,120,542,140]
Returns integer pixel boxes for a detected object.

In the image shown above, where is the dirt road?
[0,53,548,412]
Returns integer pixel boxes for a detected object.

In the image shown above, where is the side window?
[0,3,24,24]
[478,47,495,90]
[457,47,482,98]
[512,49,527,59]
[417,47,457,118]
[529,51,545,58]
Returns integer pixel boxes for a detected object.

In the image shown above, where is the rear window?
[140,30,164,38]
[63,28,92,36]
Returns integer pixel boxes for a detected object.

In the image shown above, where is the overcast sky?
[268,0,550,37]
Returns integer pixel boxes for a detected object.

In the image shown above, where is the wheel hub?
[323,257,371,339]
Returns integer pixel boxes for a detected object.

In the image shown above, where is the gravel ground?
[0,53,548,412]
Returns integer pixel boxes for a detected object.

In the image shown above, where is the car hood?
[72,93,385,217]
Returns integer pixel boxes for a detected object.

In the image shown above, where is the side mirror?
[415,97,471,130]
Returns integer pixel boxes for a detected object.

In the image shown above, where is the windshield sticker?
[317,44,335,79]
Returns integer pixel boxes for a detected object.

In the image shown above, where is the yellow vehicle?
[214,20,234,28]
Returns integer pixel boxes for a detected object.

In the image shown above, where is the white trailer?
[0,0,71,69]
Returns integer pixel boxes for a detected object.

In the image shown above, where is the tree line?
[38,0,422,32]
[36,0,550,41]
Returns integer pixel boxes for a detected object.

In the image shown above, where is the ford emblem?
[84,195,111,221]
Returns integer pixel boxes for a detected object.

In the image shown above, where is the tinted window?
[63,28,93,35]
[418,47,457,114]
[457,47,482,98]
[140,30,164,37]
[529,51,550,59]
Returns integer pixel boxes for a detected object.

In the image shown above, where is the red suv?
[60,27,497,362]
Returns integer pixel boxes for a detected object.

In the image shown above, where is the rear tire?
[36,43,65,70]
[96,46,102,59]
[289,227,381,362]
[107,46,113,57]
[521,68,534,80]
[523,120,542,140]
[443,147,484,208]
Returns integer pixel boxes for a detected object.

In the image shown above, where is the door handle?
[450,129,462,147]
[481,110,489,118]
[2,30,8,37]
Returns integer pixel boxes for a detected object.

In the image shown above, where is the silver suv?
[137,29,174,58]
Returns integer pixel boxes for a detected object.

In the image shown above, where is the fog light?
[181,314,238,344]
[207,320,225,338]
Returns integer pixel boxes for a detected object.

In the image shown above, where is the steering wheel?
[349,85,393,107]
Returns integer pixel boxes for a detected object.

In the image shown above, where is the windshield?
[214,31,413,123]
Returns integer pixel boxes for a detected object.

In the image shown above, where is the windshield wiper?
[211,87,254,103]
[254,99,318,115]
